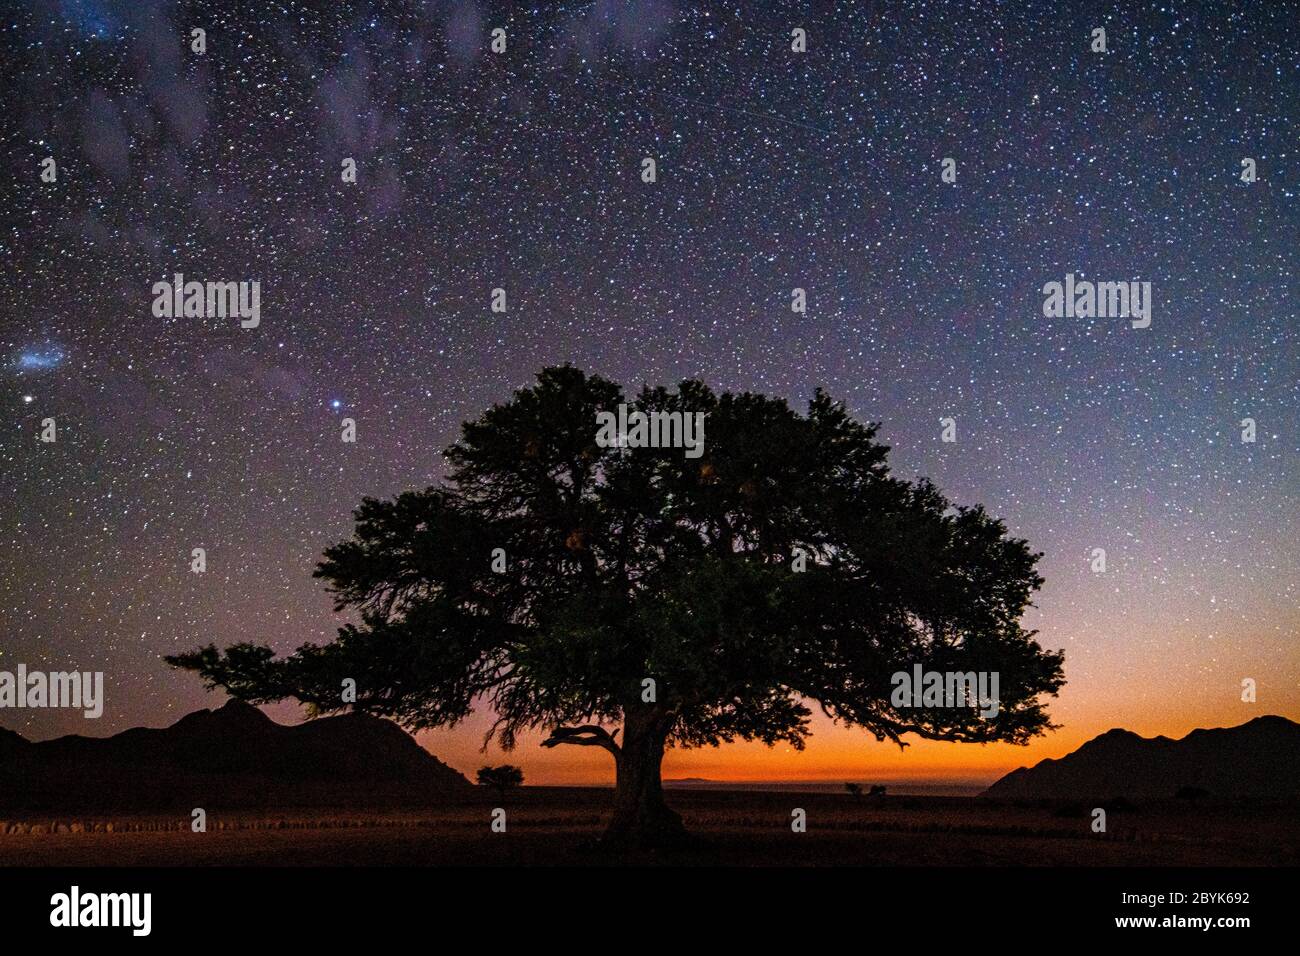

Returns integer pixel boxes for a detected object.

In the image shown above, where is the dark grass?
[2,788,1297,866]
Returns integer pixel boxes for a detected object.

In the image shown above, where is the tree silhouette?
[167,366,1064,848]
[476,764,524,798]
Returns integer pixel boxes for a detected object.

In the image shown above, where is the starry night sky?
[2,0,1297,784]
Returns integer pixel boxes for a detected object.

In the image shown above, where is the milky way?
[1,1,1296,783]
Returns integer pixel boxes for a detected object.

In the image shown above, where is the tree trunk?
[602,715,687,849]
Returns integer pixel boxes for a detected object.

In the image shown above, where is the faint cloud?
[555,0,678,63]
[80,89,131,181]
[444,1,484,68]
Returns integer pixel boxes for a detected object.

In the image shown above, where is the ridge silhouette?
[983,715,1300,800]
[0,700,470,813]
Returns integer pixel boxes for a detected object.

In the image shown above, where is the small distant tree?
[477,764,525,798]
[868,784,888,797]
[844,782,862,798]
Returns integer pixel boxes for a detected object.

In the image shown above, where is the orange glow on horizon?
[409,608,1300,787]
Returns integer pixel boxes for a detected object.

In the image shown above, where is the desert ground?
[2,788,1297,866]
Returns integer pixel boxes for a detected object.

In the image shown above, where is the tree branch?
[541,725,621,757]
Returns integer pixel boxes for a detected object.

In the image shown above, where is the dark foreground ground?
[2,788,1297,866]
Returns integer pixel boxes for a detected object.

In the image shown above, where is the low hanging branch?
[541,725,621,757]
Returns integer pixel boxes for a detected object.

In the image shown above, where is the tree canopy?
[168,365,1064,845]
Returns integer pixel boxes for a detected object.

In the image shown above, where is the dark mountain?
[983,715,1300,800]
[0,726,31,760]
[0,700,471,813]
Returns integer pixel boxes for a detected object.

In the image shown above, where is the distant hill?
[983,715,1300,800]
[0,700,471,813]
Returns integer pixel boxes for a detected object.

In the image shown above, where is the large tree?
[168,366,1064,847]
